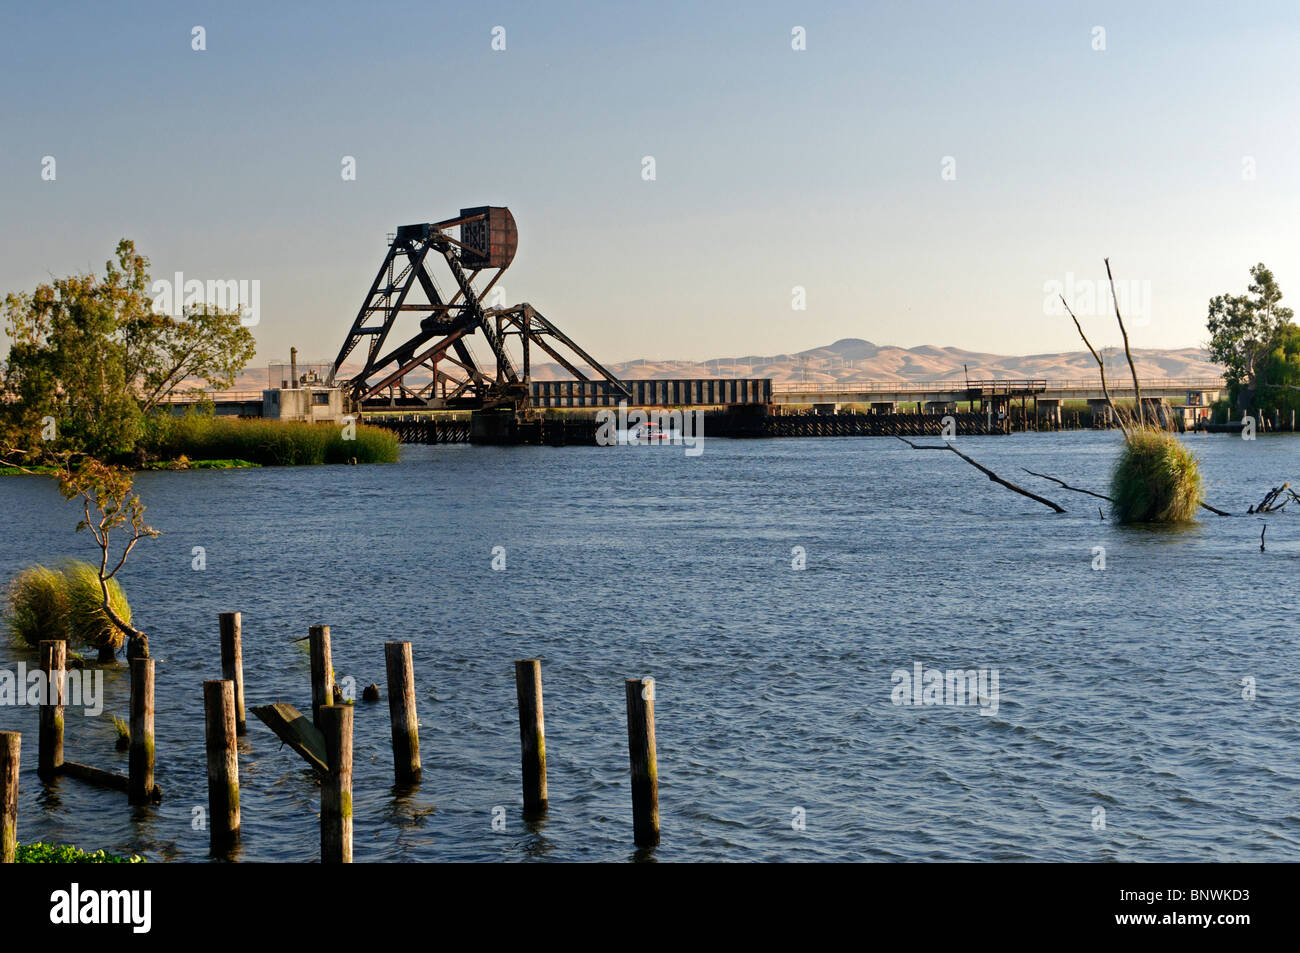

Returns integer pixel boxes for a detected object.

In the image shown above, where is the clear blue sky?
[2,0,1297,367]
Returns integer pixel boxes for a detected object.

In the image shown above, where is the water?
[1,431,1298,862]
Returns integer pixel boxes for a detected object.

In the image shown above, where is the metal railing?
[161,377,1227,403]
[771,377,1225,395]
[158,390,265,403]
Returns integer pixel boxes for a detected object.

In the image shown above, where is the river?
[1,431,1297,861]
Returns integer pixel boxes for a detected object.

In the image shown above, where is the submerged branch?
[896,437,1066,513]
[1021,467,1114,502]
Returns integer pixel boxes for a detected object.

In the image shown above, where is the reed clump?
[1063,258,1204,524]
[60,560,132,657]
[1109,428,1203,523]
[3,561,132,657]
[141,414,398,466]
[4,565,70,645]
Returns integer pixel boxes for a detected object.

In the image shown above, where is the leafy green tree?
[1206,263,1295,409]
[1255,322,1300,416]
[1,239,256,456]
[2,269,141,457]
[113,240,255,412]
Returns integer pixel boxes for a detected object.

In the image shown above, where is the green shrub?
[4,565,70,646]
[140,413,398,466]
[16,842,144,863]
[60,560,131,655]
[1110,429,1204,523]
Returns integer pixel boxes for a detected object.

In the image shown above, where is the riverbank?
[2,416,401,473]
[140,415,399,466]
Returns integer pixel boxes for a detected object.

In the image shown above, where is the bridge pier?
[1035,397,1062,428]
[1087,398,1116,428]
[1139,396,1168,428]
[869,401,897,415]
[924,401,956,416]
[812,402,840,415]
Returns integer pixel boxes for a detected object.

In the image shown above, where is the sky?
[2,0,1298,370]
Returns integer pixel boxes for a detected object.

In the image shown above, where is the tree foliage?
[1206,263,1296,409]
[1,239,256,457]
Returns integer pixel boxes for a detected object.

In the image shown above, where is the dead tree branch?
[897,437,1066,513]
[1105,257,1145,429]
[1061,295,1129,438]
[1021,467,1114,502]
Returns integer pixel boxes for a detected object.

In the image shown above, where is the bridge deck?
[772,377,1223,405]
[161,376,1225,413]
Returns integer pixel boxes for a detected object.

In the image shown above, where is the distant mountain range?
[579,339,1223,384]
[235,338,1223,390]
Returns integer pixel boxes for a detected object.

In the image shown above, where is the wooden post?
[128,657,155,805]
[0,732,18,863]
[38,640,65,778]
[625,677,660,848]
[203,680,240,853]
[514,659,548,815]
[309,625,333,731]
[320,704,353,863]
[218,612,247,735]
[384,642,421,784]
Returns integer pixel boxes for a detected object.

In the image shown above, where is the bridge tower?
[329,206,629,411]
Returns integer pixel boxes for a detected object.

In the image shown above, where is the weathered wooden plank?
[251,702,328,775]
[60,760,129,792]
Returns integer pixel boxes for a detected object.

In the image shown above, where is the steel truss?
[329,208,629,411]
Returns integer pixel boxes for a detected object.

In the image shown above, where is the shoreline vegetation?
[141,414,399,468]
[14,842,144,864]
[1,415,400,474]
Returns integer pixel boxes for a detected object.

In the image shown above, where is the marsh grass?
[5,561,133,654]
[60,560,132,655]
[142,414,398,466]
[4,565,70,645]
[1110,428,1204,523]
[111,714,130,750]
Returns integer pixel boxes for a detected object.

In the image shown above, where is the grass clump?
[16,842,144,863]
[1109,429,1204,523]
[5,561,134,656]
[141,414,398,466]
[60,560,132,658]
[4,566,71,646]
[111,714,131,750]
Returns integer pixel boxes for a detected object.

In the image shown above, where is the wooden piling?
[218,612,247,735]
[320,704,353,863]
[203,680,240,852]
[38,640,65,778]
[625,677,660,847]
[514,659,548,814]
[128,657,155,805]
[0,732,18,863]
[309,625,333,731]
[383,642,421,784]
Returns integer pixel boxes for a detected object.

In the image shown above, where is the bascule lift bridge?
[328,206,770,416]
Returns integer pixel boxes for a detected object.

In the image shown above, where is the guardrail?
[158,390,265,403]
[162,377,1228,404]
[771,377,1225,394]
